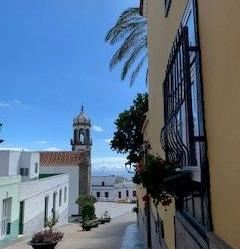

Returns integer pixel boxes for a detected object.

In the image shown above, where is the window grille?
[160,26,196,167]
[160,23,211,230]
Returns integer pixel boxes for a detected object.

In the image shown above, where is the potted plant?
[103,211,111,223]
[81,216,93,231]
[99,216,105,224]
[28,216,63,249]
[92,219,99,228]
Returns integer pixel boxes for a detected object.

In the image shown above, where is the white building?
[0,150,69,237]
[40,151,90,216]
[40,107,92,217]
[90,176,137,202]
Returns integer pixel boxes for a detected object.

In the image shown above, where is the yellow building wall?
[197,2,240,248]
[147,0,240,248]
[147,1,189,249]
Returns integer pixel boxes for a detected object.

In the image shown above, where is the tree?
[81,203,95,221]
[76,194,97,209]
[105,7,147,86]
[111,93,148,165]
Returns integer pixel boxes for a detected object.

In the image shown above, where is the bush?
[76,195,97,209]
[82,203,95,221]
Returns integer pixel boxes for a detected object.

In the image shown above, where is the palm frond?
[130,54,147,86]
[121,36,147,80]
[105,7,148,85]
[109,29,146,70]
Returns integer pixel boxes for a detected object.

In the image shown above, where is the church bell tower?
[71,106,92,152]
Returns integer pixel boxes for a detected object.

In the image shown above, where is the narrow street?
[1,204,143,249]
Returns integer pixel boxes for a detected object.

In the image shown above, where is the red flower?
[142,194,149,203]
[136,161,144,173]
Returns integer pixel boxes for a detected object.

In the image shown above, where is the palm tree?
[105,7,147,86]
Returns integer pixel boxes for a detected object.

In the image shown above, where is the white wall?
[91,183,137,202]
[0,150,40,180]
[91,186,115,202]
[0,151,10,176]
[40,166,79,216]
[20,174,69,236]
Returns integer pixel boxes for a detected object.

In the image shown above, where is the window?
[105,192,109,198]
[133,191,136,197]
[20,168,29,176]
[97,192,100,198]
[59,189,62,207]
[80,132,85,145]
[102,181,105,186]
[165,0,172,17]
[64,187,67,203]
[160,26,196,167]
[126,190,129,197]
[118,192,121,199]
[160,0,211,231]
[35,162,38,173]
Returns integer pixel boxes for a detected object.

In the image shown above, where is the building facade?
[0,150,69,239]
[137,1,240,249]
[91,176,137,203]
[40,107,92,216]
[0,176,20,243]
[40,151,90,216]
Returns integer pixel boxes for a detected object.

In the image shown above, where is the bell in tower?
[71,106,92,152]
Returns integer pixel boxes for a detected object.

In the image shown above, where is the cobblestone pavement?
[1,203,142,249]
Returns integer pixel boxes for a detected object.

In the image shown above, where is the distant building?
[0,150,69,240]
[90,176,136,202]
[40,107,92,216]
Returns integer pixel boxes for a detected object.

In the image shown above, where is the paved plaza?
[1,202,143,249]
[95,201,135,218]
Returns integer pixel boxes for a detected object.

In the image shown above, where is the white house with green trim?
[0,150,69,240]
[0,175,21,243]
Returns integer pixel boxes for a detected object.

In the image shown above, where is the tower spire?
[81,104,84,113]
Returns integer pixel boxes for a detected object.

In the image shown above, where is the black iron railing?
[160,26,196,167]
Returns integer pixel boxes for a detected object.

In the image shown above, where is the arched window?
[86,129,90,144]
[80,133,85,145]
[74,129,78,142]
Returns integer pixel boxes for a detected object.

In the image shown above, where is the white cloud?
[104,138,112,144]
[0,102,11,108]
[42,147,63,151]
[35,140,48,144]
[13,99,29,109]
[0,147,31,151]
[93,125,104,132]
[0,100,29,109]
[91,157,132,178]
[97,138,112,144]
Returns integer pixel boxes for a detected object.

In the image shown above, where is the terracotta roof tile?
[40,151,88,166]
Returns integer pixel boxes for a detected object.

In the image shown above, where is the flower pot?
[82,225,92,231]
[100,219,105,224]
[28,240,61,249]
[104,217,111,223]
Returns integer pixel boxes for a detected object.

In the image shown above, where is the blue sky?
[0,0,147,175]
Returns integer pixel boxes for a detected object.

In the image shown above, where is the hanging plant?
[142,194,149,203]
[133,154,194,207]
